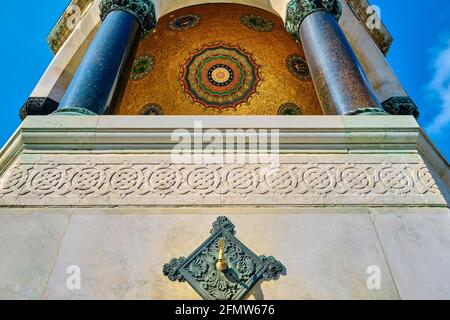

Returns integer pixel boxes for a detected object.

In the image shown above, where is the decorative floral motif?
[260,256,284,280]
[286,55,311,81]
[240,14,274,32]
[163,217,284,300]
[169,14,201,31]
[278,103,303,115]
[189,257,210,278]
[130,54,155,81]
[140,103,164,115]
[211,216,236,235]
[180,42,261,110]
[163,257,186,282]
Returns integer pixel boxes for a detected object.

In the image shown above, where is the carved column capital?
[285,0,342,39]
[382,96,420,119]
[19,97,59,120]
[99,0,156,36]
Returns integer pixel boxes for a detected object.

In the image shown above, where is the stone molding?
[99,0,156,36]
[285,0,342,39]
[0,116,448,207]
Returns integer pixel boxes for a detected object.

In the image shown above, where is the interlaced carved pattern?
[0,161,440,201]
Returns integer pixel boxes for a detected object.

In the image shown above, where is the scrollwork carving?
[163,217,284,300]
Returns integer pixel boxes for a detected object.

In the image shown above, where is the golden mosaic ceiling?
[115,3,323,116]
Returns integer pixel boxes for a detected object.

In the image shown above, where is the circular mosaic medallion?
[140,103,164,115]
[169,14,201,31]
[180,42,261,110]
[286,55,311,81]
[278,103,303,115]
[130,55,155,81]
[208,64,234,86]
[240,14,274,32]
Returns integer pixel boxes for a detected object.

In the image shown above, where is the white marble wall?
[1,207,449,300]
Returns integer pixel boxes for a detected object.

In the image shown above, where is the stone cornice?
[0,116,447,182]
[6,116,422,151]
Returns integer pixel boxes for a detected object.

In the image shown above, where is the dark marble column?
[55,0,156,115]
[286,0,385,115]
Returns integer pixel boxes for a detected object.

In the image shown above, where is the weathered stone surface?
[0,214,70,299]
[235,213,399,300]
[372,208,450,299]
[44,214,215,299]
[44,211,398,300]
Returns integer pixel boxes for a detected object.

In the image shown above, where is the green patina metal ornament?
[52,107,98,116]
[345,107,389,116]
[163,216,284,300]
[99,0,157,37]
[285,0,342,39]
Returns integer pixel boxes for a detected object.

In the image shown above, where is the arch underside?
[155,0,287,19]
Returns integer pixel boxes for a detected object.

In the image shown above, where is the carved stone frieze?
[0,158,442,206]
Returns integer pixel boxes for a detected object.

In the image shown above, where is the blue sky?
[0,0,449,161]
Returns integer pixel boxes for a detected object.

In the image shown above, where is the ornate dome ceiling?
[115,3,322,116]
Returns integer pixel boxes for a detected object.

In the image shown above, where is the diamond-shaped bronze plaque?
[163,216,284,300]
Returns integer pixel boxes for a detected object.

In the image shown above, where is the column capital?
[99,0,156,36]
[285,0,342,39]
[19,97,59,120]
[382,96,420,119]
